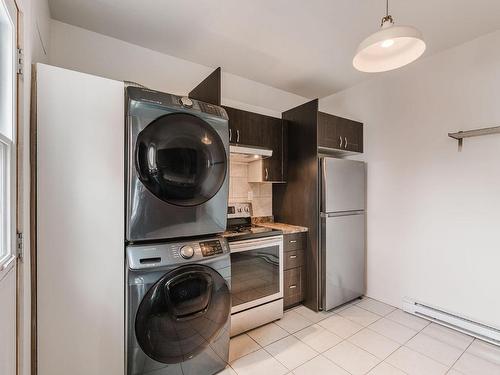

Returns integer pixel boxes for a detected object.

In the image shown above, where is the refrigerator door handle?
[321,210,365,218]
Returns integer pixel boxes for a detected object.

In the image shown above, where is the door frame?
[13,0,24,374]
[0,0,22,374]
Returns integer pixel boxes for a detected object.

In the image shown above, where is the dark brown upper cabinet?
[188,67,221,105]
[187,68,287,182]
[317,111,363,153]
[223,106,269,146]
[263,119,287,182]
[224,106,287,183]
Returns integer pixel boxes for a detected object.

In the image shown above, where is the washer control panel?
[126,87,228,120]
[127,237,230,269]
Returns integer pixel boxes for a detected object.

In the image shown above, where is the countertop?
[256,222,308,234]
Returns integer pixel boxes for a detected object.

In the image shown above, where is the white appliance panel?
[36,64,124,375]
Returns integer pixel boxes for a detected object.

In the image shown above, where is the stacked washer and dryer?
[125,87,231,375]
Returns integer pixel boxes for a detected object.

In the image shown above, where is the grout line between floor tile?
[384,311,431,333]
[406,329,475,369]
[230,302,496,375]
[229,333,262,365]
[340,309,384,327]
[443,338,475,374]
[365,317,421,346]
[347,333,402,362]
[261,341,322,372]
[318,348,357,375]
[399,342,455,372]
[398,322,491,372]
[335,339,384,373]
[352,301,386,317]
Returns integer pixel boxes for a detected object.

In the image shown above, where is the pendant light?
[353,0,426,73]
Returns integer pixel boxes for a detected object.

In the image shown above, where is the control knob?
[180,97,193,108]
[180,245,195,259]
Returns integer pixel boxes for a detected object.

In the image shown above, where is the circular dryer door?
[136,113,227,207]
[135,265,230,364]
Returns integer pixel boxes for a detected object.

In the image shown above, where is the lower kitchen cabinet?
[284,267,305,307]
[283,232,307,309]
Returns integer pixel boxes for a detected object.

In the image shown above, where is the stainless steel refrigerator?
[320,157,366,311]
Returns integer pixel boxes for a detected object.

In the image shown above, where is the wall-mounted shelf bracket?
[448,126,500,151]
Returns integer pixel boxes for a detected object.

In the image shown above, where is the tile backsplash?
[229,161,272,217]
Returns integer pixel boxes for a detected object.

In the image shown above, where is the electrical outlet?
[247,190,253,200]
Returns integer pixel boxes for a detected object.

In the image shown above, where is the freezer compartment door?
[322,213,366,311]
[322,157,365,213]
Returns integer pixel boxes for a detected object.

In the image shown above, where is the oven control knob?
[244,207,250,212]
[180,245,195,259]
[180,97,193,108]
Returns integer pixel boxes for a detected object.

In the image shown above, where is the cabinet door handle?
[289,255,297,259]
[236,129,240,143]
[339,136,343,148]
[289,285,297,289]
[265,168,269,180]
[289,240,297,243]
[345,137,348,149]
[229,129,232,142]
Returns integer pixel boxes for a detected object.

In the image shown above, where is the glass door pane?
[136,113,227,207]
[135,265,230,364]
[230,244,280,307]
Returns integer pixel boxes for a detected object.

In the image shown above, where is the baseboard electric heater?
[403,298,500,346]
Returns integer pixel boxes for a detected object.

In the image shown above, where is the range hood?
[230,144,273,163]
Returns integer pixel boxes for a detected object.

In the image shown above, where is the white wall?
[48,20,307,118]
[47,19,306,223]
[320,30,500,328]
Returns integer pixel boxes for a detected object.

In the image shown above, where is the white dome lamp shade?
[353,0,426,73]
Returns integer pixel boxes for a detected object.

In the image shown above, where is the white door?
[0,1,18,375]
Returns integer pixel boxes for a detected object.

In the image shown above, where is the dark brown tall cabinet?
[189,67,222,105]
[274,99,364,311]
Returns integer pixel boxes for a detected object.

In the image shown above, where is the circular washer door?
[135,265,230,364]
[136,113,227,207]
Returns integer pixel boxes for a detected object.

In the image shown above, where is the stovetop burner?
[224,225,275,236]
[224,203,282,241]
[223,225,282,241]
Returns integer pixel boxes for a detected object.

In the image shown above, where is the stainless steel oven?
[228,235,283,336]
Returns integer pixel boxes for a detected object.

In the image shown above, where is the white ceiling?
[48,0,500,98]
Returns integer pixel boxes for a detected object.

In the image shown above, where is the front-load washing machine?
[126,87,229,242]
[126,237,231,375]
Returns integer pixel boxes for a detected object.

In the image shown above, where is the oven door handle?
[229,237,283,253]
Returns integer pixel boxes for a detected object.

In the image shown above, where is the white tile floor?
[221,297,500,375]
